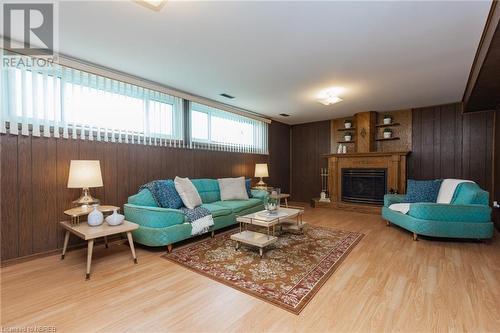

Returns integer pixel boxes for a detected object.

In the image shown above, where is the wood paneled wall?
[290,121,331,202]
[410,103,495,197]
[268,121,291,193]
[0,121,290,262]
[495,110,500,203]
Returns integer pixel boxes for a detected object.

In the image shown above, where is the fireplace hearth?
[341,168,387,205]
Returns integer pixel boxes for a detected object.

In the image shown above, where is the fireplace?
[341,168,387,205]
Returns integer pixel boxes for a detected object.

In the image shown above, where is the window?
[3,66,183,141]
[1,56,268,154]
[190,102,268,154]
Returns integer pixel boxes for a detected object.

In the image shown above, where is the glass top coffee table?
[230,207,305,258]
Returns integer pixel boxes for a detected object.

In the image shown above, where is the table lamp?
[254,163,269,188]
[67,160,103,206]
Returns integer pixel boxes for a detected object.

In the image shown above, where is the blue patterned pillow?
[140,180,184,209]
[245,178,252,198]
[403,179,442,203]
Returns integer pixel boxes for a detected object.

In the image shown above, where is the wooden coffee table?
[60,220,139,280]
[231,207,304,257]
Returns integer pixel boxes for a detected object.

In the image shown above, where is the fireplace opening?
[341,168,387,205]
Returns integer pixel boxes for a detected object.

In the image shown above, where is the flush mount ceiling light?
[317,87,345,106]
[135,0,167,11]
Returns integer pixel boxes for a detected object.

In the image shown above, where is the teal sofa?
[382,182,493,240]
[124,179,268,250]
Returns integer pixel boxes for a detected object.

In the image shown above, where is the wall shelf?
[375,137,400,141]
[376,122,400,128]
[338,140,356,144]
[338,127,356,131]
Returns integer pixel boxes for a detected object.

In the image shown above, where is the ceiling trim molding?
[462,0,500,112]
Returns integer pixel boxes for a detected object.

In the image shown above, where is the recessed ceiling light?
[317,87,345,106]
[135,0,167,11]
[220,93,235,99]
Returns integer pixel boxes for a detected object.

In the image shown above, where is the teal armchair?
[382,182,494,240]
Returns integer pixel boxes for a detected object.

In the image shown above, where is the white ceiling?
[57,1,491,124]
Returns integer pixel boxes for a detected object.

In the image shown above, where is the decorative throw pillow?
[245,178,252,198]
[162,180,184,209]
[174,176,202,209]
[403,179,442,203]
[218,177,249,201]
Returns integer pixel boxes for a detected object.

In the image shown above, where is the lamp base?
[73,187,100,207]
[257,178,266,187]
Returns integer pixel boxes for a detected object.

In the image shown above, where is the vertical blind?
[190,102,268,154]
[0,57,269,154]
[1,64,183,145]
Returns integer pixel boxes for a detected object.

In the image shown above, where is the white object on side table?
[87,205,104,226]
[105,209,125,226]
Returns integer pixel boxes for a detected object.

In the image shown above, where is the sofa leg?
[211,230,215,238]
[413,233,418,241]
[167,244,173,253]
[386,220,391,227]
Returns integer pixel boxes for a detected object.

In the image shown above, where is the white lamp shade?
[254,163,269,178]
[67,160,103,188]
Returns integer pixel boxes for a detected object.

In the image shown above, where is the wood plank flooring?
[1,206,500,332]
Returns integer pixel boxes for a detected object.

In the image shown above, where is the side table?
[60,220,139,280]
[493,207,500,232]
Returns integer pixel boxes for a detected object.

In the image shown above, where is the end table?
[60,219,139,280]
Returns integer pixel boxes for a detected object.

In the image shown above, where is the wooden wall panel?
[0,121,289,262]
[410,103,495,198]
[268,121,290,193]
[494,110,500,203]
[1,135,19,260]
[291,121,330,202]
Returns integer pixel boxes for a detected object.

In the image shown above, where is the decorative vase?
[87,205,104,226]
[344,135,352,141]
[105,209,124,226]
[383,117,392,125]
[342,145,347,153]
[383,131,392,139]
[344,122,352,129]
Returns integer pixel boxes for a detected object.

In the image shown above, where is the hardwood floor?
[1,205,500,332]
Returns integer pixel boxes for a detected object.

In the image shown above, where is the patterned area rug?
[163,225,363,314]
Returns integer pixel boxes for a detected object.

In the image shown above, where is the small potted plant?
[383,128,392,139]
[344,132,353,141]
[344,119,352,129]
[383,114,392,125]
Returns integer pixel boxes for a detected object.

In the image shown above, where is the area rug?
[163,225,363,314]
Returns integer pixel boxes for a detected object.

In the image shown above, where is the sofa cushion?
[403,179,442,203]
[174,177,202,209]
[192,179,221,203]
[218,177,249,201]
[201,203,232,218]
[452,182,489,205]
[214,198,262,213]
[245,179,252,198]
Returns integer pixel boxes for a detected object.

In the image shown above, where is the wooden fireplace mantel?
[321,151,410,213]
[324,151,410,158]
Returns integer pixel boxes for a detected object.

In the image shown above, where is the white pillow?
[174,176,202,209]
[218,177,249,201]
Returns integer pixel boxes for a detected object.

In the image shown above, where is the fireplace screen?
[341,168,387,205]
